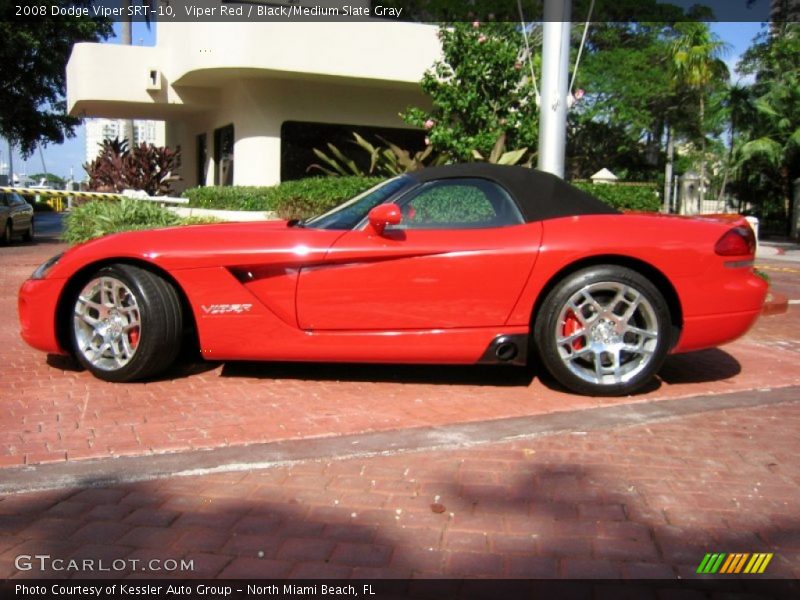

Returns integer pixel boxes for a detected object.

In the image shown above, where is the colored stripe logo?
[697,553,773,574]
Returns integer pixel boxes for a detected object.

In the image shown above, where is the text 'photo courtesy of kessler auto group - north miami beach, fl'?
[3,0,800,599]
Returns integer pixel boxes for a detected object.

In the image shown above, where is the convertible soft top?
[407,164,620,223]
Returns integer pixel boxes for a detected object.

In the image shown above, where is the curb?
[763,291,789,316]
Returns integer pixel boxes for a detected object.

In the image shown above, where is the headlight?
[31,252,64,280]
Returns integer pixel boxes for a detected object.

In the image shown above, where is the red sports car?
[18,165,766,396]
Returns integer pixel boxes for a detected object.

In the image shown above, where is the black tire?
[533,265,671,396]
[22,218,33,242]
[70,264,183,382]
[1,221,11,245]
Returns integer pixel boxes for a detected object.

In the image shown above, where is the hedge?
[182,176,661,220]
[63,200,219,245]
[182,176,382,219]
[573,182,661,212]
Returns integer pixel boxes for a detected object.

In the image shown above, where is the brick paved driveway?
[2,238,800,467]
[1,233,799,581]
[0,399,797,579]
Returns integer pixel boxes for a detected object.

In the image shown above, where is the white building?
[67,17,440,192]
[84,119,166,164]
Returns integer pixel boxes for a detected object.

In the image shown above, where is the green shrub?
[180,186,280,211]
[411,185,495,223]
[62,200,217,245]
[182,176,382,219]
[180,215,223,226]
[573,182,661,212]
[182,177,663,221]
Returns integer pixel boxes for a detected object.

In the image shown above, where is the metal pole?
[120,2,135,147]
[537,0,572,179]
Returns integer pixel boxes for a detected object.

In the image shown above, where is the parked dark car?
[1,192,34,244]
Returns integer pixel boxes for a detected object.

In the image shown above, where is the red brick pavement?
[0,400,797,579]
[2,241,800,467]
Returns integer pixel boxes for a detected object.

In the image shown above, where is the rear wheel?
[534,266,671,396]
[71,264,183,382]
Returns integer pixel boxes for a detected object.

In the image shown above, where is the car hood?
[49,220,348,278]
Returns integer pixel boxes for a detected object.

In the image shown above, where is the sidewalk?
[758,239,800,262]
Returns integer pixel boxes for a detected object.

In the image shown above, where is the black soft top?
[407,164,619,223]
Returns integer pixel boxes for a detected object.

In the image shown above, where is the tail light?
[715,226,756,256]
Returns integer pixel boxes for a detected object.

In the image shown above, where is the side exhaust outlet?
[478,334,528,366]
[495,342,518,361]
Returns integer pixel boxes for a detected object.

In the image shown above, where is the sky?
[3,20,766,183]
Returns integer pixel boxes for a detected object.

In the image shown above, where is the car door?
[7,193,32,233]
[296,177,542,331]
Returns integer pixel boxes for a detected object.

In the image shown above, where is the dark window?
[7,192,26,206]
[280,121,425,182]
[392,178,524,230]
[196,133,207,187]
[214,124,234,186]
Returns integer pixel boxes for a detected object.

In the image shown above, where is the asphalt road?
[33,211,64,238]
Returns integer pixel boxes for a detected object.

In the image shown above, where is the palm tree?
[733,23,800,233]
[669,22,729,210]
[715,83,752,206]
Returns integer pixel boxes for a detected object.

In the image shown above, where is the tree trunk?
[664,123,674,213]
[699,95,706,210]
[717,117,734,205]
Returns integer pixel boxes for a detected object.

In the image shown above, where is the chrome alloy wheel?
[73,276,142,371]
[555,281,659,386]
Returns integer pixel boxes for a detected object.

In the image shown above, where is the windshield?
[304,176,414,230]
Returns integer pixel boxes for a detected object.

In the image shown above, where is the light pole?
[537,0,572,179]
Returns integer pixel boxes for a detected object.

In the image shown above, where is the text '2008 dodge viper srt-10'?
[19,164,766,396]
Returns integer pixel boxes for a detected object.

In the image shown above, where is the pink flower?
[478,34,487,43]
[424,119,435,130]
[574,88,585,100]
[472,20,480,28]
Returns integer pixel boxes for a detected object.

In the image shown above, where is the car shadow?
[658,348,741,384]
[221,361,538,387]
[528,348,742,397]
[46,352,222,382]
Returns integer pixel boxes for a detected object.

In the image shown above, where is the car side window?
[9,193,26,206]
[0,194,7,207]
[393,178,524,230]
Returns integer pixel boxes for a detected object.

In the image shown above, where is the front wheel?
[534,266,671,396]
[70,264,183,382]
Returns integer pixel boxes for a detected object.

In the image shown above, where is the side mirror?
[367,203,402,236]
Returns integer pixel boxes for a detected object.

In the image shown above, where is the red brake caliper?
[562,310,585,350]
[129,329,140,348]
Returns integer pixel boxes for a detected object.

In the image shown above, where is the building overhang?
[67,21,440,121]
